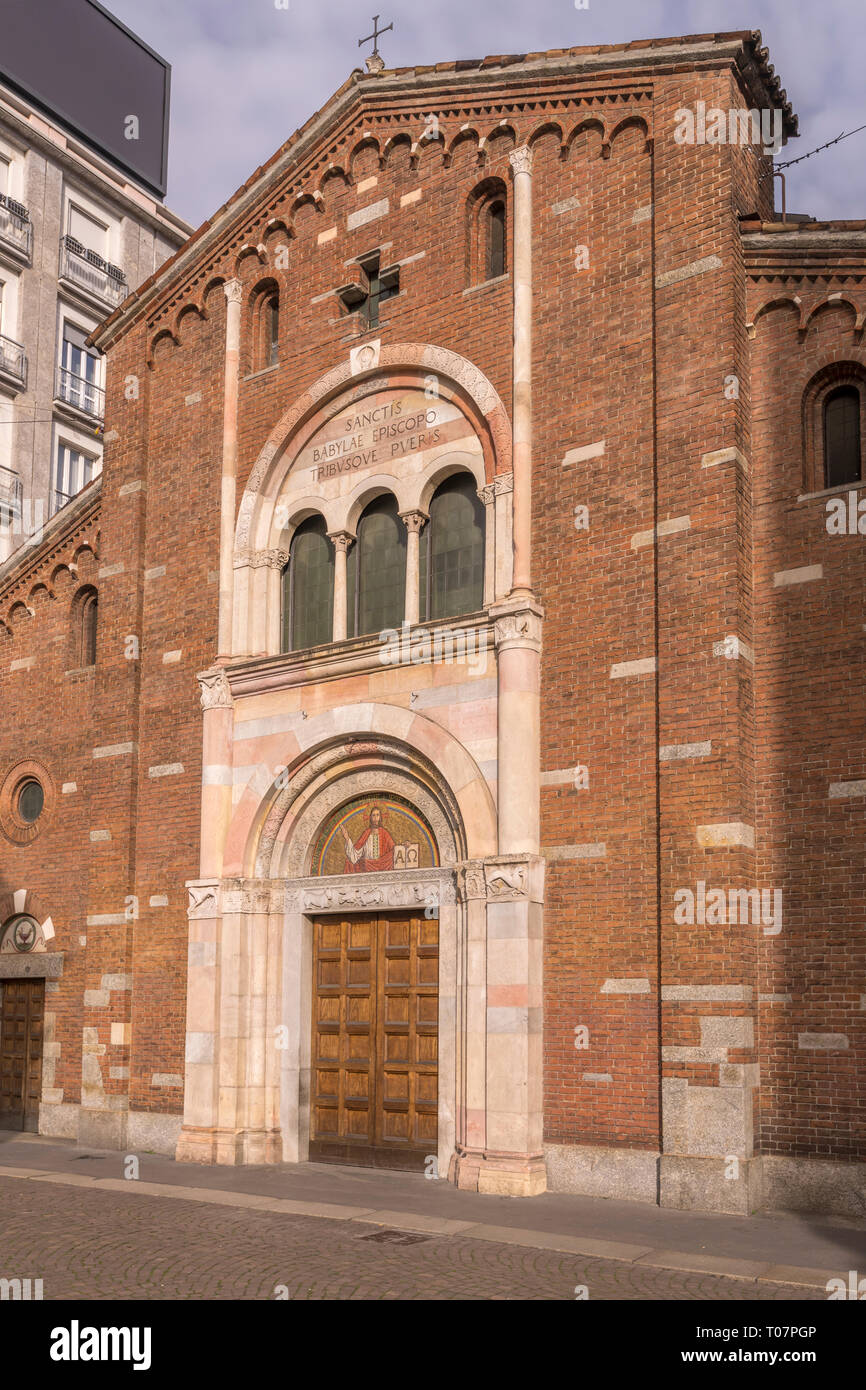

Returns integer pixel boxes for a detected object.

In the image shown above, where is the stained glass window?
[282,515,333,651]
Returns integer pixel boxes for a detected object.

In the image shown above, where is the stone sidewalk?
[1,1131,864,1295]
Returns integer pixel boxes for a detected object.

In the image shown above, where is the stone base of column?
[175,1125,282,1166]
[449,1147,547,1197]
[659,1154,764,1215]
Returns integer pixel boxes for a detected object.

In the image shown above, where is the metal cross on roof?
[359,14,393,72]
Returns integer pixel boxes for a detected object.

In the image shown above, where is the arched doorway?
[307,795,441,1170]
[0,914,47,1132]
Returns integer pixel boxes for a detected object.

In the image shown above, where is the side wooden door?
[0,979,45,1132]
[309,913,438,1170]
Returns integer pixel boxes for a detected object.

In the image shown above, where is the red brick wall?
[0,495,100,1105]
[749,291,866,1162]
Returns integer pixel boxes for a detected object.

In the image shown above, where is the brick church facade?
[0,31,863,1215]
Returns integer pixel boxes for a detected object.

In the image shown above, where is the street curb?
[0,1165,835,1290]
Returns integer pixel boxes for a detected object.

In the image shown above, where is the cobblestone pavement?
[0,1177,825,1301]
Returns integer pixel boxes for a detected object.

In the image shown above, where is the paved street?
[0,1174,830,1301]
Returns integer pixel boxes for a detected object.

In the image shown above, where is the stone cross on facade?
[337,251,399,329]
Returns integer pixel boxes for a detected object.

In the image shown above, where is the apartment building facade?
[0,49,190,561]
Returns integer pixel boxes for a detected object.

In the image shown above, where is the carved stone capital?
[400,510,428,535]
[198,668,233,711]
[491,601,543,654]
[187,880,219,919]
[493,471,514,497]
[456,861,487,901]
[250,548,289,570]
[327,530,355,555]
[484,859,529,900]
[223,278,243,306]
[509,145,533,177]
[477,484,495,507]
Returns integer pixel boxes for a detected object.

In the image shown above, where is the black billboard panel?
[0,0,170,197]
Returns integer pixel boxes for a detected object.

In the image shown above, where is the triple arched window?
[279,474,486,653]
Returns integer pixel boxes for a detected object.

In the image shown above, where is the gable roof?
[90,29,796,352]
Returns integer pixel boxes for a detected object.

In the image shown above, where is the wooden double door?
[310,914,438,1170]
[0,979,45,1132]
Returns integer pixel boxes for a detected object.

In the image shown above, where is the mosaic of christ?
[311,797,439,877]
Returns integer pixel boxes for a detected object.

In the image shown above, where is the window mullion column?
[328,531,354,642]
[400,510,427,626]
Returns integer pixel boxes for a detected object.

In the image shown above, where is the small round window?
[17,779,44,824]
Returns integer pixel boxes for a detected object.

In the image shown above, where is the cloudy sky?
[104,0,865,229]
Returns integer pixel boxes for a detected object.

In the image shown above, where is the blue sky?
[105,0,866,228]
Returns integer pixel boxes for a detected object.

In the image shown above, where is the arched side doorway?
[0,908,53,1132]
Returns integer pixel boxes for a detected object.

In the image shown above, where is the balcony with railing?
[0,466,22,526]
[0,194,32,264]
[54,365,105,421]
[58,235,128,309]
[0,332,27,391]
[51,488,74,517]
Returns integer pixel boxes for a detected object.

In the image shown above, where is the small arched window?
[249,280,280,373]
[466,179,508,287]
[419,475,485,623]
[70,584,97,668]
[263,292,279,368]
[347,495,406,637]
[81,591,97,666]
[281,515,334,652]
[824,386,861,488]
[487,201,506,280]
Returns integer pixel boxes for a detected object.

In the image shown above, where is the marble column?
[508,145,533,600]
[449,856,546,1197]
[196,669,234,880]
[400,509,427,626]
[491,602,543,856]
[218,279,243,656]
[478,485,496,607]
[328,531,354,642]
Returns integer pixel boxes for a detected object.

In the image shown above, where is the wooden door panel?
[310,913,438,1170]
[0,979,45,1132]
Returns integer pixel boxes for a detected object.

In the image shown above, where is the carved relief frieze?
[456,861,487,901]
[187,881,220,918]
[484,861,528,900]
[292,869,456,915]
[198,668,233,711]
